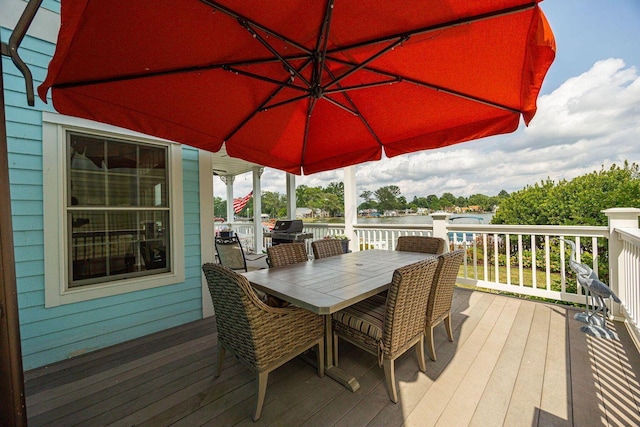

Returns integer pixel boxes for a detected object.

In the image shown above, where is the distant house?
[296,207,314,218]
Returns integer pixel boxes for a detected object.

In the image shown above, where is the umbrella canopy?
[38,0,555,175]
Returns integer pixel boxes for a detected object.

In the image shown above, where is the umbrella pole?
[0,53,28,427]
[0,1,42,423]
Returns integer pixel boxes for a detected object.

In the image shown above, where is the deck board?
[436,296,522,426]
[24,288,640,426]
[503,301,551,426]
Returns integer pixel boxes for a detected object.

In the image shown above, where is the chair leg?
[253,371,269,421]
[316,340,325,377]
[426,325,437,361]
[415,335,426,372]
[215,344,226,377]
[383,358,398,403]
[333,333,339,366]
[445,312,454,342]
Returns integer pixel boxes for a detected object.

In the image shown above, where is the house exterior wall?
[2,1,204,369]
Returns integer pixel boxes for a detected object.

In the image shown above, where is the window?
[43,113,185,306]
[68,133,170,286]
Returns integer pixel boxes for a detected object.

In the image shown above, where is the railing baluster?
[531,234,537,289]
[518,234,523,287]
[560,235,566,294]
[545,235,551,291]
[493,233,499,283]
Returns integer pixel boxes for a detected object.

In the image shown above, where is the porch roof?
[210,144,261,177]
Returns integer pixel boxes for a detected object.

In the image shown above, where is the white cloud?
[220,59,640,202]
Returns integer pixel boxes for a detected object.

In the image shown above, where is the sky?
[217,0,640,202]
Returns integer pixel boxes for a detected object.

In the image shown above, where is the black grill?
[265,220,313,245]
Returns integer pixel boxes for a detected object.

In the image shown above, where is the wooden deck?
[24,288,640,426]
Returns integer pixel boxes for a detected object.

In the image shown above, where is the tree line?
[214,182,507,219]
[214,161,640,223]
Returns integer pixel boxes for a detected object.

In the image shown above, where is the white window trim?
[43,112,185,307]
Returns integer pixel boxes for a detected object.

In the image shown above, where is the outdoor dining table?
[242,249,434,392]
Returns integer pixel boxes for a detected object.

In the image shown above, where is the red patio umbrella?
[38,0,555,175]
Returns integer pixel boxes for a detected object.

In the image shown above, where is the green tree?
[439,192,456,210]
[375,185,402,211]
[360,190,374,203]
[493,162,640,226]
[304,186,326,217]
[426,194,440,210]
[468,193,491,211]
[262,191,287,218]
[213,196,227,219]
[412,196,429,208]
[322,192,343,217]
[326,182,344,201]
[296,185,311,207]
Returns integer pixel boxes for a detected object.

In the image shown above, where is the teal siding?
[3,28,204,370]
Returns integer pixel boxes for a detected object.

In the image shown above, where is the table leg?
[324,315,360,392]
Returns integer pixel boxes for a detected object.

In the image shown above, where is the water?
[357,212,494,225]
[357,212,494,243]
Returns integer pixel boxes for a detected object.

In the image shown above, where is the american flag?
[232,191,253,214]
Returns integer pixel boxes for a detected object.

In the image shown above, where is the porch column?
[198,151,214,317]
[603,207,640,319]
[344,166,358,251]
[252,167,264,253]
[286,173,296,220]
[431,212,451,252]
[221,175,234,224]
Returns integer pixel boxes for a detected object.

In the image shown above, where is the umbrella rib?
[51,58,288,90]
[199,0,312,54]
[224,66,307,92]
[313,0,335,88]
[322,65,384,148]
[223,84,287,143]
[323,96,358,115]
[239,20,311,87]
[326,56,521,115]
[223,59,313,143]
[325,36,409,91]
[324,78,401,95]
[326,2,537,57]
[301,97,318,168]
[262,94,310,111]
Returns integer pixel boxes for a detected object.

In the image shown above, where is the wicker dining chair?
[311,239,344,259]
[425,250,465,361]
[266,242,308,267]
[396,235,446,255]
[202,263,324,421]
[332,257,439,403]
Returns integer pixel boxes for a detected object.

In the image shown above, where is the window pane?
[107,173,138,206]
[140,177,167,207]
[70,211,109,283]
[69,134,105,206]
[70,135,105,171]
[140,146,166,176]
[140,146,167,207]
[70,170,105,206]
[140,211,170,272]
[106,141,137,172]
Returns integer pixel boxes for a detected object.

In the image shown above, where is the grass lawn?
[458,263,576,293]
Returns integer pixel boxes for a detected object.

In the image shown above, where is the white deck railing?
[216,210,640,350]
[615,227,640,350]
